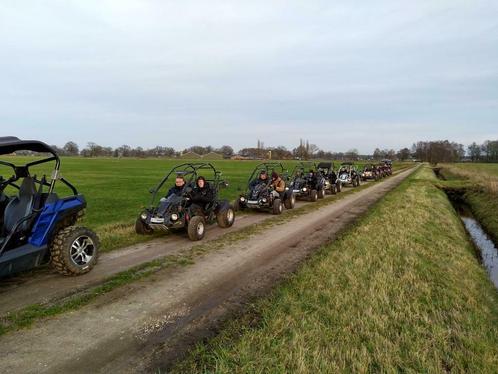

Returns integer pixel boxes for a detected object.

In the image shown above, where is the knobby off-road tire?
[217,207,235,228]
[330,184,337,195]
[135,217,153,235]
[317,188,325,199]
[272,198,284,215]
[50,226,100,276]
[310,190,318,202]
[336,182,342,193]
[284,193,296,209]
[188,216,206,241]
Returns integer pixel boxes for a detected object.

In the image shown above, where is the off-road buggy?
[337,162,361,187]
[361,164,380,181]
[136,163,234,241]
[288,162,326,201]
[234,162,295,214]
[0,137,99,278]
[382,160,393,175]
[316,162,342,194]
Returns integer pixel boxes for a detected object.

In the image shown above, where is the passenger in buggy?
[189,176,215,215]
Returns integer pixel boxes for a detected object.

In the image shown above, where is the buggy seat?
[2,177,37,236]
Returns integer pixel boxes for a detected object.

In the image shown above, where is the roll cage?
[289,161,316,179]
[246,162,288,188]
[149,162,223,206]
[0,137,78,195]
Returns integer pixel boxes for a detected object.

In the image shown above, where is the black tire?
[357,177,361,186]
[336,182,342,193]
[317,188,325,199]
[272,198,283,215]
[187,216,206,241]
[284,193,296,209]
[330,184,337,195]
[50,226,99,276]
[135,217,153,235]
[217,207,235,228]
[310,190,318,202]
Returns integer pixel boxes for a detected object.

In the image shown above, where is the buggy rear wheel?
[284,193,296,209]
[336,182,342,193]
[50,226,100,276]
[330,184,337,194]
[135,217,153,235]
[272,198,283,215]
[317,188,325,199]
[217,207,235,228]
[188,216,206,241]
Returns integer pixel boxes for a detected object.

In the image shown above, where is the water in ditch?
[459,211,498,289]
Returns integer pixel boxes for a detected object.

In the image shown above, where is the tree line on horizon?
[13,139,498,163]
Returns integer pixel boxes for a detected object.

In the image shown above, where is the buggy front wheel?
[272,198,284,215]
[284,193,296,209]
[188,216,206,241]
[217,207,235,228]
[50,226,100,276]
[135,217,153,235]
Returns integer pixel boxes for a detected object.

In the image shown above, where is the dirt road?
[0,167,416,373]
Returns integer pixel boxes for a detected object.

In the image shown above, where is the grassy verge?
[173,166,498,373]
[0,169,414,336]
[438,165,498,243]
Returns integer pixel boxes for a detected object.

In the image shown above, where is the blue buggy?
[0,137,99,278]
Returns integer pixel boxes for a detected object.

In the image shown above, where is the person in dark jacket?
[249,170,268,189]
[307,169,318,189]
[165,176,186,198]
[189,176,215,215]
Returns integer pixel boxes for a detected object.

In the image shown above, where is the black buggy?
[361,164,380,181]
[288,162,326,201]
[337,162,361,187]
[234,162,295,215]
[316,162,342,194]
[135,163,235,241]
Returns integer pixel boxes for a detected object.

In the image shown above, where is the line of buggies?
[0,137,393,279]
[360,160,392,181]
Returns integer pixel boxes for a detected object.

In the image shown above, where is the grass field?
[173,166,498,373]
[0,156,412,251]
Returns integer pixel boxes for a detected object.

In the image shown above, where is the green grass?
[1,156,412,251]
[173,166,498,373]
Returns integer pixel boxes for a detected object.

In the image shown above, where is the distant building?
[202,152,223,160]
[179,151,202,159]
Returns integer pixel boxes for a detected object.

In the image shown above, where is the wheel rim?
[70,235,95,266]
[197,221,205,236]
[226,209,234,223]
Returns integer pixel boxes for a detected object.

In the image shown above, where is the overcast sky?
[1,0,497,153]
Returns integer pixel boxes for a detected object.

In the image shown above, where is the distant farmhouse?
[179,151,223,160]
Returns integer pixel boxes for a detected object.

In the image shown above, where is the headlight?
[302,187,307,192]
[140,212,148,220]
[262,198,267,203]
[240,196,246,202]
[170,213,178,221]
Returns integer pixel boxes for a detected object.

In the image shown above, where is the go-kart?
[136,163,234,241]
